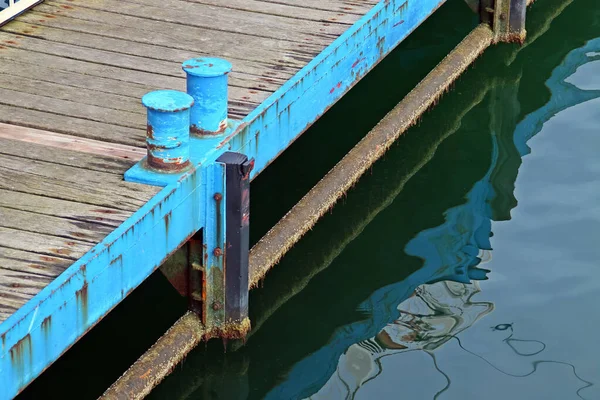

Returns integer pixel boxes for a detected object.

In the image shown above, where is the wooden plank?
[0,73,144,114]
[15,7,323,65]
[0,87,145,129]
[0,45,272,106]
[0,124,145,163]
[0,103,146,147]
[0,189,131,227]
[2,19,307,75]
[0,247,71,278]
[0,153,159,210]
[0,136,139,174]
[46,0,343,44]
[0,226,90,260]
[0,268,55,323]
[253,0,377,14]
[0,206,112,244]
[126,0,361,25]
[0,30,290,91]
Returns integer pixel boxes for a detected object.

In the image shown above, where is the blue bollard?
[182,57,232,136]
[141,90,195,172]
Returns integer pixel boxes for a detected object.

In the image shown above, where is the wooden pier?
[0,0,531,398]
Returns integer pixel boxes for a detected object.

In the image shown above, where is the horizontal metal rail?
[101,22,495,400]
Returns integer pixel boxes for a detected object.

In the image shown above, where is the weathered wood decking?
[0,0,378,322]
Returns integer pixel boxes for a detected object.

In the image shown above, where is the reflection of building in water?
[307,272,493,399]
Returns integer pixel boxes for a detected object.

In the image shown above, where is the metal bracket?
[480,0,527,44]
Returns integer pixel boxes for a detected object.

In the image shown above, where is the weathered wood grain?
[127,0,360,24]
[0,124,145,164]
[0,247,72,278]
[253,0,377,14]
[0,190,131,227]
[0,207,112,244]
[0,226,90,260]
[0,87,145,129]
[47,0,343,44]
[0,103,146,147]
[0,137,138,174]
[0,30,289,92]
[0,153,159,210]
[0,73,145,114]
[16,8,322,65]
[1,21,301,80]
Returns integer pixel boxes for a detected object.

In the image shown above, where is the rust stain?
[147,154,190,171]
[75,283,89,326]
[43,14,56,18]
[9,334,32,369]
[164,211,172,233]
[4,40,17,45]
[61,4,74,9]
[139,369,152,380]
[92,208,119,214]
[50,248,73,256]
[110,255,123,266]
[396,0,409,13]
[41,316,52,339]
[146,124,154,139]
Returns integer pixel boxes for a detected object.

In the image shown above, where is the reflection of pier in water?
[151,0,600,398]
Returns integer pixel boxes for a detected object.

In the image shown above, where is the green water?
[18,0,600,398]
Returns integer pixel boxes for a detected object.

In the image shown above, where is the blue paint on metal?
[201,162,227,327]
[0,1,450,397]
[142,90,194,170]
[183,57,232,135]
[141,89,194,112]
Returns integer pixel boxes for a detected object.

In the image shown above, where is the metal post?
[182,57,232,136]
[219,152,253,326]
[482,0,527,44]
[201,152,253,338]
[141,90,194,172]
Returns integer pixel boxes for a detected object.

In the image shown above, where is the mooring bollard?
[141,90,194,172]
[182,57,232,136]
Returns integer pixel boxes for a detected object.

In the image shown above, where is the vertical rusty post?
[141,90,194,171]
[201,152,253,338]
[483,0,527,43]
[182,57,232,136]
[218,152,254,329]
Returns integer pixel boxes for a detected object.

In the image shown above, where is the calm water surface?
[150,0,600,399]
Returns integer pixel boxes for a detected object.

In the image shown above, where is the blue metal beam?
[0,0,446,397]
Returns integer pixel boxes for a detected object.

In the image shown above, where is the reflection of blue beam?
[0,0,446,397]
[514,38,600,156]
[265,37,600,400]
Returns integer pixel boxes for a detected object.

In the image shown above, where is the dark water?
[150,0,600,399]
[17,0,600,398]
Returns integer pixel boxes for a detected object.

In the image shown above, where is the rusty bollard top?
[182,57,232,136]
[141,90,194,172]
